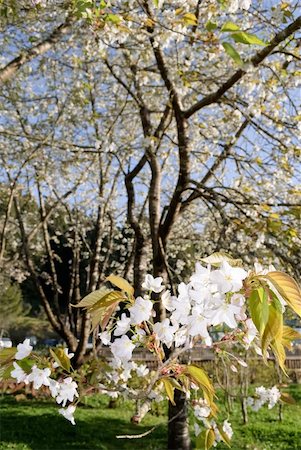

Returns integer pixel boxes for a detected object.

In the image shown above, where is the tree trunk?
[241,397,248,424]
[153,252,191,450]
[168,389,191,450]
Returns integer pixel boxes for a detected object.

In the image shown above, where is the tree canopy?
[0,0,300,359]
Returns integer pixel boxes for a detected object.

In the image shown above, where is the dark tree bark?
[168,389,191,450]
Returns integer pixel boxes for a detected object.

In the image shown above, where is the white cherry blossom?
[210,261,247,294]
[10,362,29,384]
[114,313,131,336]
[194,402,211,419]
[15,338,33,360]
[208,299,242,329]
[129,296,153,324]
[161,290,175,312]
[153,318,178,348]
[136,364,149,377]
[187,312,210,340]
[49,379,60,398]
[56,377,79,407]
[98,331,111,345]
[222,420,233,440]
[27,366,51,390]
[243,318,258,347]
[110,335,135,362]
[174,328,189,348]
[142,274,164,293]
[58,405,76,425]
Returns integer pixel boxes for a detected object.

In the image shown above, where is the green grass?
[214,384,301,450]
[0,385,300,450]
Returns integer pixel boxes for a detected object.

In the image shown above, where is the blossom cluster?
[10,340,78,425]
[193,399,233,447]
[7,256,295,447]
[99,261,252,370]
[247,386,281,411]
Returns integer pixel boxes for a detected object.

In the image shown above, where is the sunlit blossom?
[15,338,33,360]
[58,405,76,425]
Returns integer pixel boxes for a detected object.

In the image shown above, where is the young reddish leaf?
[100,301,119,331]
[280,392,295,404]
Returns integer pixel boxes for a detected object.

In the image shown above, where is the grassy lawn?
[0,385,300,450]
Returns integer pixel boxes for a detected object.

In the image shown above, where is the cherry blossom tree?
[1,0,301,447]
[1,259,301,449]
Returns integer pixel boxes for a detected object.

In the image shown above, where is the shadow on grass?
[0,398,166,450]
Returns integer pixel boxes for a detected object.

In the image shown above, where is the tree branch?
[0,15,74,85]
[184,16,301,118]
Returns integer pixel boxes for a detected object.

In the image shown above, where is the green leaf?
[72,287,112,308]
[222,42,243,66]
[248,287,269,336]
[217,424,231,447]
[50,348,71,372]
[271,339,286,373]
[105,13,121,24]
[221,21,240,32]
[206,428,216,449]
[200,252,242,267]
[89,290,125,312]
[183,12,198,26]
[186,365,215,409]
[196,430,207,450]
[282,326,301,350]
[106,274,134,297]
[186,365,214,392]
[74,0,93,16]
[195,428,215,450]
[162,378,176,405]
[232,31,266,46]
[0,347,16,365]
[206,21,217,32]
[261,296,283,357]
[0,363,14,381]
[168,377,185,392]
[266,271,301,318]
[17,359,34,373]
